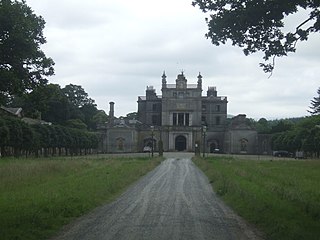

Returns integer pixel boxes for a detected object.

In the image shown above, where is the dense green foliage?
[254,118,296,134]
[192,0,320,73]
[0,1,108,130]
[0,115,98,157]
[194,156,320,240]
[62,84,95,108]
[251,116,320,157]
[309,87,320,115]
[10,83,108,130]
[270,115,320,157]
[0,0,54,105]
[0,1,107,160]
[0,156,161,240]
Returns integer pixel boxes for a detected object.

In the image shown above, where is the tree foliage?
[270,115,320,157]
[252,116,320,157]
[309,87,320,115]
[10,83,102,129]
[255,118,271,133]
[192,0,320,73]
[92,110,108,126]
[0,1,105,156]
[0,0,54,104]
[0,115,98,157]
[11,84,75,123]
[62,84,95,108]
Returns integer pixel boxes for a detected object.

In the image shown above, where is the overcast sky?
[25,0,319,120]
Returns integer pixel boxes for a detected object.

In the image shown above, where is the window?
[216,116,221,125]
[202,104,206,111]
[185,113,189,126]
[172,112,190,126]
[152,115,158,125]
[152,104,157,111]
[173,113,177,126]
[216,105,220,112]
[178,113,184,125]
[201,116,206,124]
[178,92,184,99]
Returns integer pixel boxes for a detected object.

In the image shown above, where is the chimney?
[109,101,115,125]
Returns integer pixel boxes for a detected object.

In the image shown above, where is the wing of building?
[98,72,272,155]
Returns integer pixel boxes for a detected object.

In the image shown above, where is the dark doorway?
[175,135,187,151]
[209,140,219,153]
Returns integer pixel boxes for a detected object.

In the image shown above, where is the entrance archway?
[175,135,186,151]
[209,140,219,153]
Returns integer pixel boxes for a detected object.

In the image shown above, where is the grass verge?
[0,155,161,240]
[193,156,320,240]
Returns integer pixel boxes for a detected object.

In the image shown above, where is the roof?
[0,106,23,117]
[21,117,52,126]
[138,96,162,101]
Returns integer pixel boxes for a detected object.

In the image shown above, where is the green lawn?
[193,156,320,240]
[0,155,161,240]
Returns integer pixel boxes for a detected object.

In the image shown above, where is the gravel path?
[51,153,263,240]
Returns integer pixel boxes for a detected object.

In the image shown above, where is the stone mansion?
[98,72,271,154]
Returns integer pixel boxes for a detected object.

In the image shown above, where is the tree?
[125,112,138,120]
[192,0,320,73]
[0,0,54,104]
[308,87,320,115]
[6,116,23,157]
[17,84,77,123]
[20,122,35,157]
[92,110,108,126]
[65,119,87,130]
[80,104,99,130]
[255,118,271,133]
[62,84,95,108]
[11,83,101,126]
[271,119,294,133]
[0,118,9,156]
[62,84,98,129]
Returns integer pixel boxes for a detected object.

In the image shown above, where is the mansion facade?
[98,72,271,154]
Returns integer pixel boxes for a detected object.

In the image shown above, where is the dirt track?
[51,153,263,240]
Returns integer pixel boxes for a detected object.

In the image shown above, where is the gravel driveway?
[51,152,263,240]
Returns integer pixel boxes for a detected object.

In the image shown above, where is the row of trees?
[0,1,106,157]
[251,115,320,158]
[0,115,99,157]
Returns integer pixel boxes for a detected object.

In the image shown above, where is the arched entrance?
[209,140,219,153]
[143,138,157,150]
[175,135,186,151]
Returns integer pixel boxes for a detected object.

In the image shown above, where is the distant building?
[0,106,51,125]
[0,106,23,117]
[98,72,272,154]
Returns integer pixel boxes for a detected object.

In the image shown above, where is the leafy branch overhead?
[192,0,320,73]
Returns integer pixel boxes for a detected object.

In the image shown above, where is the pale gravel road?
[51,153,263,240]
